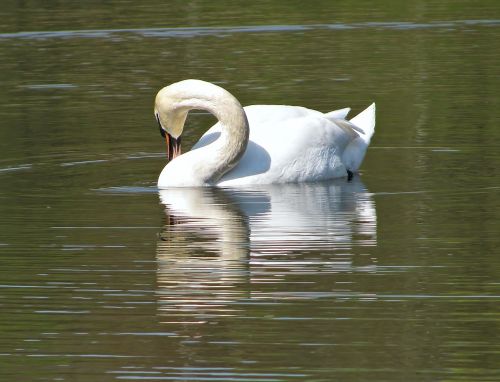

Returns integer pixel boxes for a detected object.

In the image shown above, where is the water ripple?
[1,20,498,40]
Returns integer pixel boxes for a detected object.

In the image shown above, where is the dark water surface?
[1,1,500,381]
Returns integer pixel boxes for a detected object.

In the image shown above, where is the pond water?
[1,1,500,381]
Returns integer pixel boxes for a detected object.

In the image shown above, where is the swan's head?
[154,85,188,162]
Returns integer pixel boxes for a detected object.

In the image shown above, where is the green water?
[1,1,499,381]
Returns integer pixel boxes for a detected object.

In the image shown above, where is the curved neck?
[170,81,249,184]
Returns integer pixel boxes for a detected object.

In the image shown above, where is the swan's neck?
[166,81,249,185]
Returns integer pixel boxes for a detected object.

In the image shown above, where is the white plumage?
[155,80,375,188]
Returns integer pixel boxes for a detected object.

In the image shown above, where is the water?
[1,1,500,381]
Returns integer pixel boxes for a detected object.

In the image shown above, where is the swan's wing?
[243,105,363,136]
[218,106,361,186]
[342,103,376,172]
[243,105,358,145]
[349,103,376,143]
[327,103,377,139]
[191,122,222,150]
[324,107,351,120]
[193,104,372,152]
[330,118,365,136]
[193,105,324,150]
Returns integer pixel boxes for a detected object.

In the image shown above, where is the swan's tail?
[350,103,376,144]
[341,103,376,172]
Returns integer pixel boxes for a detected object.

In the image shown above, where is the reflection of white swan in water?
[156,178,377,322]
[158,186,252,260]
[158,177,376,256]
[155,79,375,187]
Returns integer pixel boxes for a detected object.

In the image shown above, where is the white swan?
[154,79,375,188]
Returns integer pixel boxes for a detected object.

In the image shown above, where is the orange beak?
[156,113,181,162]
[165,133,182,162]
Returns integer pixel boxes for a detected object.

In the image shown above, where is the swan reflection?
[156,177,377,324]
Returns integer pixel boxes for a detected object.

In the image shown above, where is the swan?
[154,79,375,188]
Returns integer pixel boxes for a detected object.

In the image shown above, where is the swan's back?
[187,103,375,187]
[196,104,371,186]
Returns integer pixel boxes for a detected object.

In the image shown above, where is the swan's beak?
[156,112,181,162]
[165,133,182,162]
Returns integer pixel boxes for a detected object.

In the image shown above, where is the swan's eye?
[155,113,166,138]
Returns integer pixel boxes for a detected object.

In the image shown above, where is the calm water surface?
[1,1,500,381]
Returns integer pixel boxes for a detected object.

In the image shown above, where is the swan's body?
[155,80,375,188]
